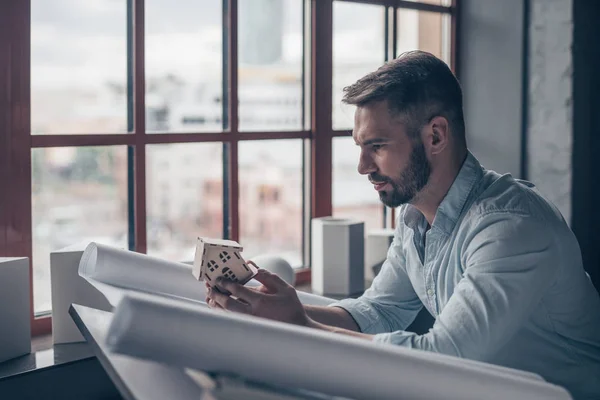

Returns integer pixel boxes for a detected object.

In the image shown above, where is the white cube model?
[311,217,364,296]
[365,229,395,281]
[0,257,31,363]
[51,243,112,344]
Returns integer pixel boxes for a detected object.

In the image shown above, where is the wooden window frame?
[0,0,457,337]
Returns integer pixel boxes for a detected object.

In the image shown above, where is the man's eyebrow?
[360,137,391,146]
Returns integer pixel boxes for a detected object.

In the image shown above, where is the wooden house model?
[192,237,257,286]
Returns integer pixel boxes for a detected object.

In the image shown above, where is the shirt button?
[427,289,434,296]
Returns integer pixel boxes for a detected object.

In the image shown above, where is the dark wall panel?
[572,0,600,291]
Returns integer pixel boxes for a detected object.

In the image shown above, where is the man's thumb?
[251,266,288,289]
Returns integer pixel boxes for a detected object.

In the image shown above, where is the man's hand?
[205,268,310,326]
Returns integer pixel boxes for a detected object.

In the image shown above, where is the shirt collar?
[403,151,484,236]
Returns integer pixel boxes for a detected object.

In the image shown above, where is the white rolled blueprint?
[78,242,206,305]
[105,293,572,400]
[77,242,336,308]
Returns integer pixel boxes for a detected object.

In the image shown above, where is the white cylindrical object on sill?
[311,217,364,296]
[249,254,296,286]
[0,257,31,362]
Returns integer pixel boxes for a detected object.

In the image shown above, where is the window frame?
[0,0,457,337]
[331,0,457,230]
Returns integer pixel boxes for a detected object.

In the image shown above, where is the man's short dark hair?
[342,50,465,142]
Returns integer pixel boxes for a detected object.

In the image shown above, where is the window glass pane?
[32,146,128,313]
[145,0,223,133]
[146,143,223,262]
[397,9,452,65]
[31,1,127,134]
[239,140,303,267]
[333,2,386,130]
[332,137,384,233]
[238,0,304,132]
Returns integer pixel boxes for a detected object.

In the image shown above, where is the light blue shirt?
[332,151,600,399]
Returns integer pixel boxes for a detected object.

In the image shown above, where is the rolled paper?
[106,293,571,400]
[78,242,337,307]
[79,242,205,304]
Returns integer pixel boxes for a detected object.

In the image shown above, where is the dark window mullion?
[392,5,398,59]
[390,4,398,230]
[301,0,309,266]
[221,0,230,240]
[311,0,333,221]
[382,5,390,228]
[126,0,135,250]
[223,0,239,242]
[132,0,147,253]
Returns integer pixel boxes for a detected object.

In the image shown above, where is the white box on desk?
[50,243,112,344]
[0,257,31,363]
[311,217,364,296]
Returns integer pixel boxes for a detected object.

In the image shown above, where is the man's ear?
[425,116,450,155]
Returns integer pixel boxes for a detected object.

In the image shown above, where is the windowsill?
[31,333,53,353]
[0,335,94,381]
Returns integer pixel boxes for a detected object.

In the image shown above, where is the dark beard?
[377,141,431,208]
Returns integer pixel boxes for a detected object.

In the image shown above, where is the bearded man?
[207,51,600,400]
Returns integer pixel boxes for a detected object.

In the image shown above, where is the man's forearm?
[306,319,374,340]
[304,305,373,340]
[304,304,361,332]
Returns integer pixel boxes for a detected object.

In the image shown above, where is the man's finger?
[251,268,288,290]
[205,295,223,309]
[208,286,250,313]
[216,278,262,303]
[209,299,225,309]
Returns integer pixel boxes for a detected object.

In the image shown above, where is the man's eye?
[372,144,384,151]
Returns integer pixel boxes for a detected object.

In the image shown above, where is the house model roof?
[197,237,243,251]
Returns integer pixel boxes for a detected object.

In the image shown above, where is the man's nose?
[357,150,376,176]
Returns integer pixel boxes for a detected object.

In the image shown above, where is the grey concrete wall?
[527,0,573,224]
[460,0,574,224]
[459,0,525,177]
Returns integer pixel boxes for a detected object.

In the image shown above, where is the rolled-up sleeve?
[329,225,423,334]
[370,212,559,362]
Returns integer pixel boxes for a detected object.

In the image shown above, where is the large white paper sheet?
[72,305,340,400]
[105,293,572,400]
[77,242,336,308]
